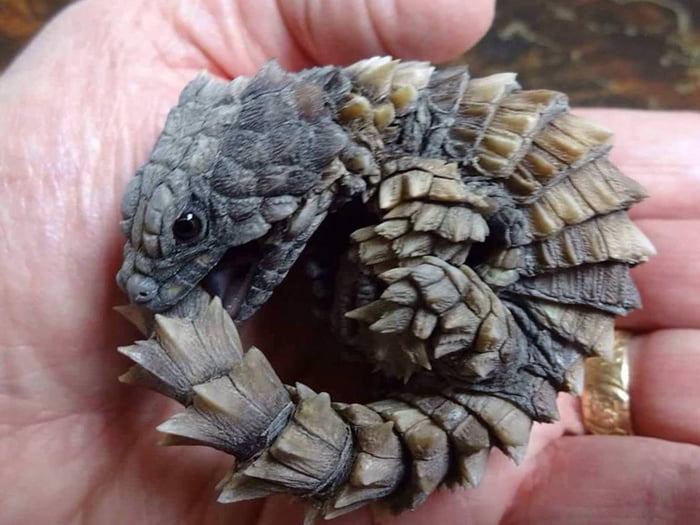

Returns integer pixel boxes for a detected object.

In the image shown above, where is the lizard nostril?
[126,273,158,304]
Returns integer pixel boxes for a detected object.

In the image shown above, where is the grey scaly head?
[117,61,357,320]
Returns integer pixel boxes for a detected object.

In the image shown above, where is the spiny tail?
[118,291,531,520]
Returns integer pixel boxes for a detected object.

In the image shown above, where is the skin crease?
[0,0,699,523]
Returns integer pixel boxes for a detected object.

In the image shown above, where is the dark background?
[1,0,698,109]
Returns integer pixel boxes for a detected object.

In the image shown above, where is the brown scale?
[116,57,654,521]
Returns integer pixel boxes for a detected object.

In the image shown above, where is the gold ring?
[581,330,634,435]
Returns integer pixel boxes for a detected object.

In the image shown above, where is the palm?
[0,1,698,523]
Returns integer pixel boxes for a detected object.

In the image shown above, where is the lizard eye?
[173,212,203,241]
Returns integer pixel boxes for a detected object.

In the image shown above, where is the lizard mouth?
[201,241,262,320]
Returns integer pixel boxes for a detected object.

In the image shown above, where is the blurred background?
[1,0,698,109]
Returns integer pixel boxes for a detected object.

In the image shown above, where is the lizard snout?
[125,273,159,305]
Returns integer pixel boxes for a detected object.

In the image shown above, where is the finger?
[575,109,700,221]
[617,219,700,330]
[254,495,374,525]
[171,0,496,76]
[275,0,495,66]
[502,436,700,524]
[628,329,700,445]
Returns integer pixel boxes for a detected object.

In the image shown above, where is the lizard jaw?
[201,241,261,320]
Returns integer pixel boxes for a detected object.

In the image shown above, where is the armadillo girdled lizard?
[115,57,654,519]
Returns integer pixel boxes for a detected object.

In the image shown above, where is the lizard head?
[117,62,353,320]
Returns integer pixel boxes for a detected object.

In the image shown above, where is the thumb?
[162,0,495,74]
[275,0,496,65]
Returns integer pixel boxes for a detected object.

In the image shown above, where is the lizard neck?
[330,62,472,203]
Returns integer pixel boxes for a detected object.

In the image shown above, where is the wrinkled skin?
[1,0,700,523]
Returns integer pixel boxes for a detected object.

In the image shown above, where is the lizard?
[116,57,653,518]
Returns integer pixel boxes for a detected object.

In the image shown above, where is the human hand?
[0,0,698,523]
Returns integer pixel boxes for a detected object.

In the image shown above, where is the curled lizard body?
[116,57,653,519]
